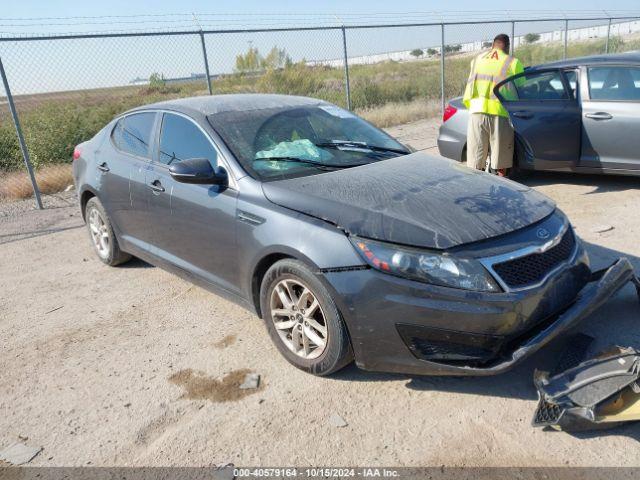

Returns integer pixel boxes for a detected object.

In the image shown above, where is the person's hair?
[493,34,510,52]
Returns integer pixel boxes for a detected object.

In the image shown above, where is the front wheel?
[260,259,353,376]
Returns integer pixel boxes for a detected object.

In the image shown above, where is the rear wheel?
[84,197,131,266]
[260,259,353,376]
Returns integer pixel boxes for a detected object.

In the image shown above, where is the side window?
[497,71,569,101]
[111,112,155,158]
[588,66,640,101]
[158,113,218,165]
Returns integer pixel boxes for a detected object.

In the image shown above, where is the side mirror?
[169,158,228,186]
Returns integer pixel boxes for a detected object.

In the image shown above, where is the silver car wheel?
[270,279,328,360]
[88,208,110,259]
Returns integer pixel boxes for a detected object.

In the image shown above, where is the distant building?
[129,72,221,86]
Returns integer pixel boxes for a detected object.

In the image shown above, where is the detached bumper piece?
[533,346,640,431]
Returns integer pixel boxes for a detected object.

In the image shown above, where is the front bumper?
[323,256,638,376]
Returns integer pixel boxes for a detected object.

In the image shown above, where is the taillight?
[442,104,458,123]
[73,146,82,160]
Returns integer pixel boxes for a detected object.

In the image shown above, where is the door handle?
[149,180,165,193]
[512,111,533,119]
[585,112,612,120]
[97,162,110,173]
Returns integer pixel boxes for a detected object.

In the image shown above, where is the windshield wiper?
[315,141,409,155]
[254,156,357,170]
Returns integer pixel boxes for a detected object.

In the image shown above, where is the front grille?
[532,397,564,426]
[492,229,576,289]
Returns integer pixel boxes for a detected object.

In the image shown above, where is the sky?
[0,1,639,95]
[2,1,640,33]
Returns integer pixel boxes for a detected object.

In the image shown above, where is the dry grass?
[357,98,440,128]
[0,163,73,200]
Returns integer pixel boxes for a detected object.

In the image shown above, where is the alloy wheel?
[88,208,110,259]
[269,279,328,359]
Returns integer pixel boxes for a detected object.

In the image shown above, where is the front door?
[495,69,581,171]
[146,112,240,294]
[580,65,640,170]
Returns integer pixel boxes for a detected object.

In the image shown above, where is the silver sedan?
[438,52,640,176]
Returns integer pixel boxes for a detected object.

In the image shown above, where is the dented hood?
[261,153,556,249]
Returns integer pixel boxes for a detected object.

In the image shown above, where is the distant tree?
[524,33,541,44]
[262,46,292,70]
[444,44,462,54]
[482,41,493,49]
[235,47,263,72]
[148,72,166,88]
[410,48,424,58]
[427,48,438,56]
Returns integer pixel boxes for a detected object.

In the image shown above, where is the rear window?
[588,66,640,101]
[111,112,156,158]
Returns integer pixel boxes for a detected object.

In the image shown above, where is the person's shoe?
[497,169,507,177]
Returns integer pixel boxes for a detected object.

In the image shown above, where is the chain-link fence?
[1,16,639,211]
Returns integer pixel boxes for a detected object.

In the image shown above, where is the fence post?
[563,19,569,59]
[0,57,42,209]
[199,31,213,95]
[511,21,515,54]
[440,23,446,116]
[341,26,351,111]
[605,18,612,53]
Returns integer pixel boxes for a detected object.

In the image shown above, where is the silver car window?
[588,66,640,101]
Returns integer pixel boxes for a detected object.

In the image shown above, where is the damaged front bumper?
[324,257,639,376]
[473,258,640,375]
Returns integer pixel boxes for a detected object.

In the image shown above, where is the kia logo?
[536,228,551,240]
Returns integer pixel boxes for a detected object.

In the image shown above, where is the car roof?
[528,51,640,70]
[124,93,330,118]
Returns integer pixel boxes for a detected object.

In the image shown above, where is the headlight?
[350,237,500,292]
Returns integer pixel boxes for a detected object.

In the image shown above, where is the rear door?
[101,111,157,252]
[146,112,240,294]
[495,69,581,171]
[580,65,640,170]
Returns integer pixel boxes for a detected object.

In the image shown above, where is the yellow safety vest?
[463,49,524,117]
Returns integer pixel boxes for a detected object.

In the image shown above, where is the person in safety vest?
[463,34,524,176]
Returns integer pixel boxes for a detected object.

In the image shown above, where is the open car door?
[494,69,581,171]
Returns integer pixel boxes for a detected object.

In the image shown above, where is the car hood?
[261,153,556,250]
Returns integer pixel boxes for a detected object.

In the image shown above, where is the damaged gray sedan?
[72,94,640,376]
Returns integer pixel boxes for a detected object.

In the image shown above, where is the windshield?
[207,104,409,180]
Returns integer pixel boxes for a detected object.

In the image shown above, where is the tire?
[260,259,353,376]
[507,154,531,182]
[84,197,131,266]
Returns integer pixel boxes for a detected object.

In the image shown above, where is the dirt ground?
[2,118,640,467]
